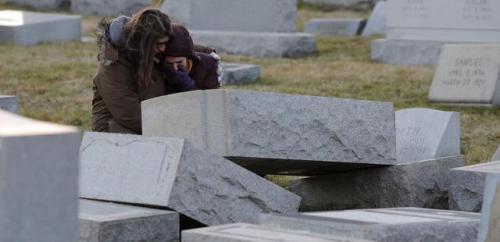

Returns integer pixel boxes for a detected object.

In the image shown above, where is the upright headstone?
[492,145,500,161]
[449,161,500,212]
[182,223,370,242]
[161,0,316,58]
[289,156,465,211]
[477,173,500,242]
[0,10,81,45]
[142,89,397,175]
[429,44,500,106]
[396,108,460,162]
[0,110,80,242]
[0,95,18,113]
[79,132,300,226]
[362,1,386,36]
[71,0,150,16]
[260,207,480,242]
[79,199,179,242]
[372,0,500,66]
[6,0,67,11]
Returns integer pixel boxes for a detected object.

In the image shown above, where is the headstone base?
[304,18,366,37]
[191,31,316,58]
[221,63,261,85]
[371,39,459,66]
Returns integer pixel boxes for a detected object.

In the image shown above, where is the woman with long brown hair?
[91,8,174,134]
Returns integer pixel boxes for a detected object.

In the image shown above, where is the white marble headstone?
[429,44,500,106]
[387,0,500,42]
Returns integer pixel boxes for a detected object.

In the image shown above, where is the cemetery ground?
[0,3,498,184]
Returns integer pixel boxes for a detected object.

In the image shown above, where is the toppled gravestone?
[142,89,396,176]
[288,156,465,211]
[221,63,261,85]
[304,18,367,37]
[362,1,387,36]
[429,44,500,106]
[372,0,500,66]
[79,199,179,242]
[182,223,371,242]
[396,108,460,162]
[449,161,500,212]
[0,95,18,113]
[260,207,480,242]
[79,132,300,226]
[5,0,68,11]
[71,0,150,16]
[162,0,316,58]
[0,10,81,45]
[0,110,80,242]
[477,173,500,242]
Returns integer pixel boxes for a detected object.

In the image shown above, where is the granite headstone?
[0,95,18,113]
[492,145,500,161]
[71,0,150,16]
[304,18,367,37]
[362,1,386,36]
[221,63,260,85]
[477,173,500,242]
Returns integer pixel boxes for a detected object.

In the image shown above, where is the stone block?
[371,38,451,66]
[493,145,500,161]
[221,63,260,85]
[190,30,316,58]
[71,0,150,16]
[182,223,370,242]
[161,0,297,33]
[260,207,480,242]
[142,89,396,176]
[6,0,67,11]
[0,95,18,113]
[0,110,80,242]
[449,161,500,212]
[387,0,500,43]
[303,0,373,10]
[79,199,179,242]
[288,156,465,211]
[362,1,386,36]
[429,44,500,106]
[304,18,366,37]
[0,10,81,45]
[477,173,500,242]
[79,132,300,226]
[396,108,460,162]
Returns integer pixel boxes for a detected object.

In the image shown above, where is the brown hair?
[123,8,173,87]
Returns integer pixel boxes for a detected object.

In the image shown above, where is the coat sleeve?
[202,56,221,89]
[93,63,142,134]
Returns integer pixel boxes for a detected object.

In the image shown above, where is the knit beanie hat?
[164,24,197,59]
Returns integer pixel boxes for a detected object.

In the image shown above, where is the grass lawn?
[0,3,498,168]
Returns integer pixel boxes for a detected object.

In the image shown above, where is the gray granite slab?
[6,0,67,10]
[190,30,316,58]
[386,0,500,43]
[71,0,150,16]
[371,39,451,66]
[477,173,500,242]
[396,108,460,162]
[221,63,260,85]
[79,199,179,242]
[429,44,500,106]
[289,156,465,211]
[493,145,500,161]
[0,10,81,45]
[142,89,396,176]
[362,1,386,36]
[182,223,371,242]
[79,132,300,226]
[304,18,366,37]
[260,207,480,242]
[449,161,500,212]
[162,0,297,33]
[0,110,80,242]
[0,95,18,113]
